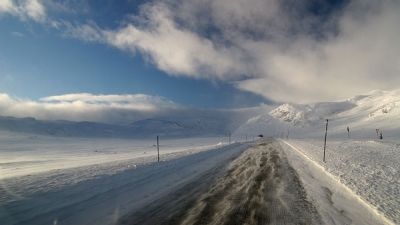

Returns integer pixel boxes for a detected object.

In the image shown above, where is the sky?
[0,0,399,124]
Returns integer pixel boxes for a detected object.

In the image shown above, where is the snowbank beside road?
[280,138,399,224]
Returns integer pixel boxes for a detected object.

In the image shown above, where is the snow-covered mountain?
[234,89,400,139]
[0,116,236,139]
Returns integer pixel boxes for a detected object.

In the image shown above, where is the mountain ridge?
[234,89,400,139]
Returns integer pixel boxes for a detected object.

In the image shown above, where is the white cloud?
[102,3,252,80]
[62,20,107,42]
[236,0,400,103]
[0,0,15,15]
[40,93,178,109]
[11,31,24,37]
[0,93,182,123]
[0,93,267,124]
[24,0,45,21]
[62,0,400,103]
[0,0,46,22]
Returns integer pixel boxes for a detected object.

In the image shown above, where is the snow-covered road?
[123,138,321,225]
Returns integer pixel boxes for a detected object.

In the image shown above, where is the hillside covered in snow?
[234,89,400,140]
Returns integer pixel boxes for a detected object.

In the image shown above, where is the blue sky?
[0,8,265,109]
[0,0,399,123]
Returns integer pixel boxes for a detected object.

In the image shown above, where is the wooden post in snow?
[157,135,160,162]
[347,127,350,139]
[323,119,328,163]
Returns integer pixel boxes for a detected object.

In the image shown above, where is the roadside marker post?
[323,119,328,163]
[157,135,160,162]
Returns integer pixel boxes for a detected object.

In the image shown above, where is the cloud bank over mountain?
[0,93,269,124]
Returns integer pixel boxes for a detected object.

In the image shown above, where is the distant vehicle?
[258,134,263,137]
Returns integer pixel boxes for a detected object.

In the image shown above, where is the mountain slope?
[234,89,400,139]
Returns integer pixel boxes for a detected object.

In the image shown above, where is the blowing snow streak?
[119,138,322,225]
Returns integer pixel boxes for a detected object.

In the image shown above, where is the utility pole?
[323,119,328,163]
[229,131,231,144]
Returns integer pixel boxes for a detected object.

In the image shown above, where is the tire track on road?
[121,138,322,225]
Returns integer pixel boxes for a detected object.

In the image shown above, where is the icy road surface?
[119,138,322,225]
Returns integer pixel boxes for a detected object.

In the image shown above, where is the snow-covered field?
[0,131,230,179]
[1,131,244,225]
